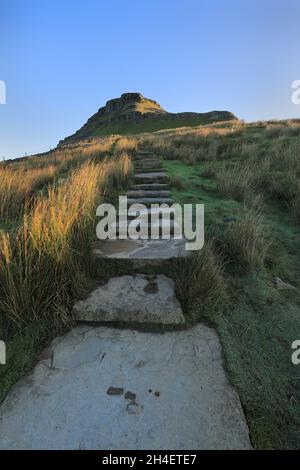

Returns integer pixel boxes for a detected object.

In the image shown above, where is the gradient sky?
[1,0,300,159]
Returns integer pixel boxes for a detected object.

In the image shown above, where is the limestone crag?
[59,92,237,145]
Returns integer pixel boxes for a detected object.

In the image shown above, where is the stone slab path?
[74,275,185,325]
[94,151,188,266]
[0,325,251,450]
[0,151,251,449]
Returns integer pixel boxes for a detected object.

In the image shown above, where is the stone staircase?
[93,151,188,267]
[75,150,187,326]
[0,150,251,450]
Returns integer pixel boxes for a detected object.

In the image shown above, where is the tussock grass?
[141,120,245,163]
[169,175,184,190]
[114,137,137,156]
[216,164,255,201]
[0,165,57,217]
[174,241,227,316]
[291,185,300,224]
[265,121,300,139]
[219,205,271,271]
[0,138,119,218]
[0,154,132,327]
[200,162,216,178]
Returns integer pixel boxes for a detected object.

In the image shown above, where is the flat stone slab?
[135,168,163,173]
[136,151,155,156]
[135,172,168,183]
[112,220,181,237]
[127,197,175,207]
[121,206,178,218]
[135,162,161,166]
[94,238,188,260]
[0,325,251,449]
[132,183,170,191]
[74,274,185,325]
[135,162,162,168]
[126,190,171,198]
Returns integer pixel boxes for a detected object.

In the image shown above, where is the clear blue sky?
[1,0,300,159]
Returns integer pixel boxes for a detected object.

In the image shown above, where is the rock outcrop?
[59,92,237,145]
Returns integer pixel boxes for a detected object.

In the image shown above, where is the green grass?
[90,117,226,137]
[162,157,300,449]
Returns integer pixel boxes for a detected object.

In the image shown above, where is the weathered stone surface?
[126,190,171,198]
[94,238,187,261]
[73,275,185,325]
[113,219,180,236]
[127,197,175,207]
[275,277,296,290]
[135,160,161,167]
[0,325,251,450]
[135,168,163,173]
[134,172,168,183]
[135,164,162,170]
[136,151,155,156]
[132,183,170,191]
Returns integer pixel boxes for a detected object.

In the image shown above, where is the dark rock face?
[59,92,237,146]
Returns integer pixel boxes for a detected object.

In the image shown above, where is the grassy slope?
[0,145,133,403]
[162,151,300,449]
[90,116,224,137]
[2,123,300,449]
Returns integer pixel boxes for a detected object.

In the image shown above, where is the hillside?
[1,119,300,449]
[59,92,237,145]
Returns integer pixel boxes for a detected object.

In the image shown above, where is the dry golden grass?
[0,154,133,327]
[0,165,57,217]
[264,120,300,139]
[0,138,119,218]
[140,120,245,163]
[114,137,137,156]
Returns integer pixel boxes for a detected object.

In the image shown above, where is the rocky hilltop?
[59,92,237,145]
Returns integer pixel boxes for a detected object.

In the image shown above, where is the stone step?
[0,324,252,449]
[135,162,162,168]
[135,160,161,167]
[135,151,155,158]
[74,274,185,325]
[120,206,177,219]
[131,183,171,191]
[127,197,174,207]
[126,190,171,198]
[135,164,162,171]
[134,172,169,184]
[135,168,163,173]
[135,156,160,161]
[94,238,188,266]
[112,219,181,236]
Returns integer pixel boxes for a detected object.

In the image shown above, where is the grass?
[0,142,134,402]
[1,120,300,449]
[90,116,233,137]
[174,240,227,316]
[217,205,272,271]
[150,123,300,449]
